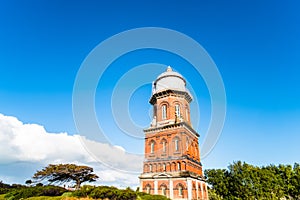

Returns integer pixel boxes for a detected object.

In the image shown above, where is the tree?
[33,164,99,190]
[205,161,300,200]
[207,188,222,200]
[205,168,229,198]
[25,179,32,186]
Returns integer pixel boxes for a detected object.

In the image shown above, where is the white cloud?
[0,113,143,188]
[80,137,143,172]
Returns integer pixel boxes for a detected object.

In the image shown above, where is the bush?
[89,186,119,199]
[25,196,63,200]
[0,182,14,195]
[0,182,10,189]
[41,186,66,196]
[72,185,137,200]
[116,188,136,200]
[71,185,170,200]
[72,185,95,197]
[4,186,66,200]
[0,188,10,195]
[137,192,170,200]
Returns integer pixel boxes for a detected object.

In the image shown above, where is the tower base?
[139,172,208,200]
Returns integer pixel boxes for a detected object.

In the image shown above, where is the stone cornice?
[139,171,206,181]
[144,121,199,137]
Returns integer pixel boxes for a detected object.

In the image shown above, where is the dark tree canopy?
[33,164,99,190]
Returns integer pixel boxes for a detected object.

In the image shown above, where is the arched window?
[175,104,180,117]
[158,163,161,171]
[160,185,167,196]
[178,185,183,196]
[198,183,202,191]
[177,162,181,171]
[146,184,151,194]
[162,105,167,120]
[182,161,186,170]
[185,107,189,121]
[162,140,166,153]
[149,164,152,172]
[150,141,155,153]
[163,163,166,171]
[186,137,189,151]
[175,138,179,151]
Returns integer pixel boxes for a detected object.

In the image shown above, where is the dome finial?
[166,66,172,72]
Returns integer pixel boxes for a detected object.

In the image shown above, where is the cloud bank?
[0,113,143,188]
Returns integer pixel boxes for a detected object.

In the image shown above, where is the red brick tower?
[139,66,208,200]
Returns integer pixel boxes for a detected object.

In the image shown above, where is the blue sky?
[0,0,299,186]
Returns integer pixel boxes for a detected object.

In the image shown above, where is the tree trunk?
[75,180,81,190]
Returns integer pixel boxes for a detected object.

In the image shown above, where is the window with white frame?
[175,104,180,117]
[175,138,179,151]
[150,141,155,153]
[178,185,183,196]
[177,162,181,170]
[185,108,189,121]
[162,140,166,153]
[162,105,167,120]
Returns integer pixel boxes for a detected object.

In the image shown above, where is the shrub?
[41,186,66,196]
[0,182,11,195]
[4,186,66,200]
[72,185,95,197]
[116,188,136,200]
[89,186,118,199]
[0,188,10,195]
[25,196,63,200]
[0,182,10,189]
[72,185,137,200]
[137,192,170,200]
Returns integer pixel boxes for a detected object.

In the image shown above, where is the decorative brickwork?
[139,67,208,200]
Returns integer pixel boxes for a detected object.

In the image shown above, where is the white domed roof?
[153,66,187,93]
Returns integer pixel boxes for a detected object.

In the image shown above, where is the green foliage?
[0,189,10,195]
[89,186,136,200]
[205,161,300,200]
[4,186,66,200]
[137,192,170,200]
[0,182,10,195]
[70,185,170,200]
[33,164,99,190]
[0,182,170,200]
[0,182,10,189]
[61,191,74,197]
[25,196,63,200]
[207,188,222,200]
[72,185,95,197]
[25,180,33,185]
